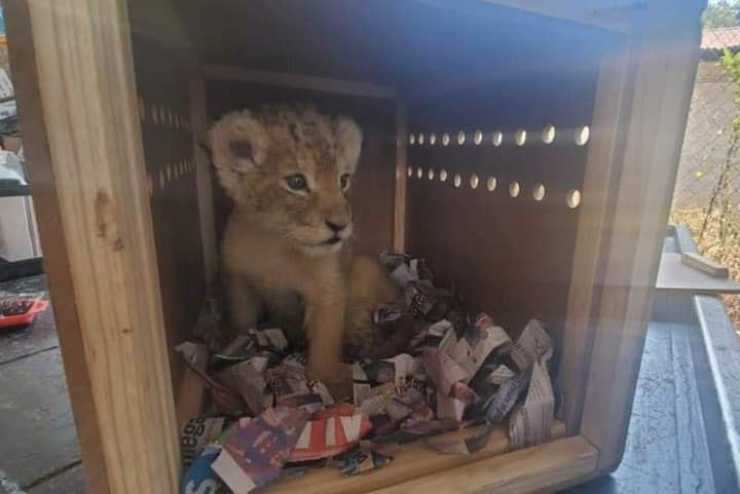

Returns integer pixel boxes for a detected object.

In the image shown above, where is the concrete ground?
[0,275,85,493]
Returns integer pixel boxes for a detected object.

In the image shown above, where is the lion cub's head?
[209,105,362,255]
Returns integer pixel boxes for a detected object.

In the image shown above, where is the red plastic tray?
[0,298,49,328]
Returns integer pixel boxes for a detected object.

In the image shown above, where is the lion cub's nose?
[325,220,348,233]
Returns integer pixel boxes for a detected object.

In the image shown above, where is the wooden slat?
[190,77,218,286]
[558,46,632,433]
[16,0,180,492]
[4,1,109,492]
[371,436,598,494]
[580,0,703,472]
[476,0,639,32]
[203,65,397,100]
[268,422,565,494]
[393,103,408,252]
[656,253,740,293]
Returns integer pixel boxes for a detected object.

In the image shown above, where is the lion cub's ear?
[336,116,363,173]
[208,110,269,202]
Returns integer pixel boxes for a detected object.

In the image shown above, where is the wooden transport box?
[5,0,704,492]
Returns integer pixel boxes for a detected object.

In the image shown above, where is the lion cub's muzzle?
[321,218,353,246]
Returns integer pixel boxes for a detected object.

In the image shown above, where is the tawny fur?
[209,105,399,387]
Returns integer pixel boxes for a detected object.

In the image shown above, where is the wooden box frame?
[5,0,703,492]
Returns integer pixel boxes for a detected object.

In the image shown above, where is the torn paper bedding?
[176,252,556,494]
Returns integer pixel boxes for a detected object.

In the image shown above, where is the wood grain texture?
[4,2,109,491]
[579,0,704,473]
[394,104,408,252]
[17,0,180,492]
[475,0,639,32]
[406,61,604,341]
[268,422,566,494]
[203,65,397,100]
[558,47,632,433]
[371,436,598,494]
[190,77,218,286]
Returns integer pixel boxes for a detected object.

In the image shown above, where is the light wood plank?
[203,65,397,100]
[19,0,180,492]
[580,0,703,473]
[371,436,598,494]
[393,103,408,252]
[559,46,632,433]
[4,1,110,491]
[418,0,639,33]
[190,77,218,286]
[268,422,565,494]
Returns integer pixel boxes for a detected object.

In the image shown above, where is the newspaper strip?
[509,355,554,448]
[439,313,511,383]
[181,445,223,494]
[180,416,226,468]
[338,449,394,477]
[289,404,372,462]
[508,320,554,449]
[212,407,308,494]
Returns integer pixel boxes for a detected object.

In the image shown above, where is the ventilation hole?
[542,125,556,144]
[419,133,425,145]
[457,131,466,145]
[515,129,527,146]
[442,133,450,146]
[166,164,172,182]
[417,167,424,179]
[409,134,415,145]
[487,177,497,191]
[176,115,181,129]
[567,189,582,208]
[474,130,483,145]
[408,166,413,178]
[152,106,159,125]
[429,133,437,146]
[575,126,590,146]
[509,181,521,198]
[428,168,435,180]
[470,174,480,189]
[159,170,165,189]
[440,169,448,182]
[138,97,145,122]
[492,130,503,146]
[533,183,546,201]
[169,110,175,127]
[453,174,462,187]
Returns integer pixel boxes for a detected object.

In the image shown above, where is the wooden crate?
[5,0,704,492]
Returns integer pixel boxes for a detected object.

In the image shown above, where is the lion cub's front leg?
[304,270,351,395]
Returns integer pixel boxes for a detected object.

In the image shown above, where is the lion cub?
[209,105,399,389]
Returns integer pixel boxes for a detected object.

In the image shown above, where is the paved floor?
[0,276,729,493]
[0,276,85,493]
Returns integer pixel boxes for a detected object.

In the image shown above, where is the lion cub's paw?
[310,362,354,401]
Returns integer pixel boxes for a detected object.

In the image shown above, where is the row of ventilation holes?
[408,125,590,147]
[147,160,196,197]
[138,96,191,130]
[407,166,581,209]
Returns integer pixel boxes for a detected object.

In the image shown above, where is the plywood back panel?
[129,4,205,384]
[406,66,600,347]
[204,79,398,258]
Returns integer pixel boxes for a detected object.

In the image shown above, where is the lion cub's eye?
[340,173,351,191]
[285,174,308,192]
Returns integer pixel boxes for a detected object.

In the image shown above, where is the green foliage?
[704,0,740,28]
[721,48,740,133]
